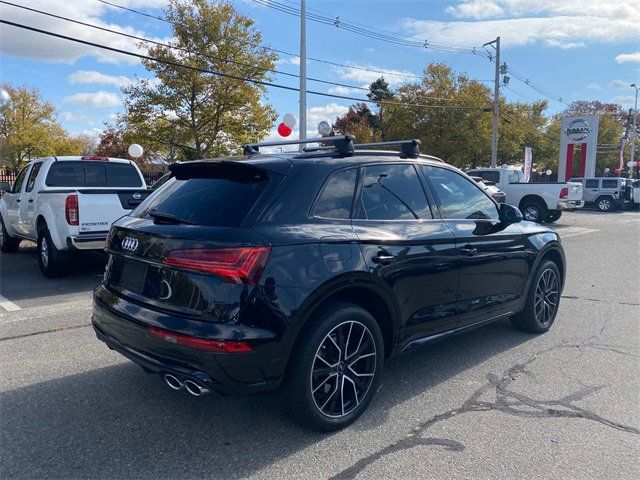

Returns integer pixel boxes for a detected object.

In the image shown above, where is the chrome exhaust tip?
[163,373,183,391]
[184,379,210,396]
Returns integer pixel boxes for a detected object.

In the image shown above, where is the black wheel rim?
[534,268,559,325]
[310,320,377,418]
[524,205,540,221]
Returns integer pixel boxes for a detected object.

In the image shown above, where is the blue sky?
[1,0,639,141]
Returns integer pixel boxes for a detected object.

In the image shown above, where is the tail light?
[65,194,79,225]
[164,247,270,284]
[559,187,568,199]
[149,326,252,352]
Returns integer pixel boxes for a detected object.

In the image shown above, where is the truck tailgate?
[566,182,583,201]
[77,189,151,233]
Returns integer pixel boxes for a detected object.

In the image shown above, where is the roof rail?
[354,139,421,158]
[243,135,355,156]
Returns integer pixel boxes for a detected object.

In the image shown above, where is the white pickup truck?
[0,156,151,276]
[466,167,584,223]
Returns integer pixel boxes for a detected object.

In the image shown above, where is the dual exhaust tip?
[163,373,210,396]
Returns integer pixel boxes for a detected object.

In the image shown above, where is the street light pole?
[630,83,638,178]
[484,37,501,168]
[298,0,307,151]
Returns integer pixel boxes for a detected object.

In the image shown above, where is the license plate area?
[120,259,148,293]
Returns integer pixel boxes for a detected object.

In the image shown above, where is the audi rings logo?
[121,236,139,252]
[132,192,142,200]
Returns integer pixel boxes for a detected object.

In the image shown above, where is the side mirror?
[499,203,522,224]
[0,182,10,196]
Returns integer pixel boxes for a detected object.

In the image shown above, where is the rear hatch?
[45,159,150,233]
[103,160,286,321]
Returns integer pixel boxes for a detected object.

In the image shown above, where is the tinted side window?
[423,166,498,221]
[314,168,357,219]
[585,179,599,188]
[601,179,618,189]
[358,164,431,220]
[25,163,43,192]
[12,166,29,193]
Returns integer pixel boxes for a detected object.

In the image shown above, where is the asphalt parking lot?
[1,210,638,479]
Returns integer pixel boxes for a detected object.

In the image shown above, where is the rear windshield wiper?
[148,209,197,225]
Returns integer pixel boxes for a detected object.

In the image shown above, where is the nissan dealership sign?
[565,118,591,142]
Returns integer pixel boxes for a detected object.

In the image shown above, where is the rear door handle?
[372,253,395,265]
[459,245,478,256]
[16,199,20,203]
[28,199,33,203]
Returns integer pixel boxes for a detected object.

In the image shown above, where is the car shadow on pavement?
[0,319,534,479]
[0,245,106,303]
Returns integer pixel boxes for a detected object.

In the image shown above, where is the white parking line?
[0,294,21,312]
[559,227,600,239]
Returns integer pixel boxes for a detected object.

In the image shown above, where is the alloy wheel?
[310,321,377,418]
[598,199,611,211]
[534,268,559,326]
[523,205,541,222]
[40,236,49,268]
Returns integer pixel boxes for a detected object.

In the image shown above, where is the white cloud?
[276,56,300,67]
[307,103,349,128]
[327,85,362,96]
[68,70,133,88]
[0,0,170,65]
[611,95,636,106]
[335,64,415,88]
[403,0,640,49]
[64,91,122,108]
[586,83,602,90]
[609,79,633,89]
[615,51,640,63]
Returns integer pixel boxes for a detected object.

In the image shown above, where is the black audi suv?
[92,137,565,431]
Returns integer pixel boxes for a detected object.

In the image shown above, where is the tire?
[520,199,547,223]
[596,196,615,212]
[511,259,561,333]
[0,216,20,253]
[37,223,65,277]
[279,301,385,431]
[545,210,562,223]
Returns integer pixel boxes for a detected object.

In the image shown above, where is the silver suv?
[569,177,631,212]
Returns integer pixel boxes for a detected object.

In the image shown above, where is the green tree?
[120,0,277,160]
[0,84,82,170]
[382,63,493,168]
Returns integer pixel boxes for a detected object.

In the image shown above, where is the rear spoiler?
[169,161,268,183]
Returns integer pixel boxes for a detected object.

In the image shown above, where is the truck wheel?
[521,200,547,223]
[37,224,65,277]
[596,196,615,212]
[0,217,21,253]
[545,211,562,223]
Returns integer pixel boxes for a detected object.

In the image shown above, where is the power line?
[97,0,424,80]
[0,1,482,105]
[0,19,489,111]
[249,0,487,55]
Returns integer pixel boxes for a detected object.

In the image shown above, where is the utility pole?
[484,36,500,168]
[298,0,307,151]
[630,83,638,178]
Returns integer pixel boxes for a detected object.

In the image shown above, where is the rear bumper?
[68,233,107,250]
[92,285,284,396]
[556,200,584,210]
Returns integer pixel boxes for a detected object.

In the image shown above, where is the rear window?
[601,179,618,189]
[471,170,500,183]
[133,177,269,227]
[45,161,143,187]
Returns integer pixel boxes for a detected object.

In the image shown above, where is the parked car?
[466,167,583,223]
[92,138,566,431]
[630,179,640,209]
[470,176,506,203]
[569,177,633,212]
[0,156,151,276]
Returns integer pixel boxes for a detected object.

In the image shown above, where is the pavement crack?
[561,295,639,306]
[0,324,91,342]
[331,342,639,480]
